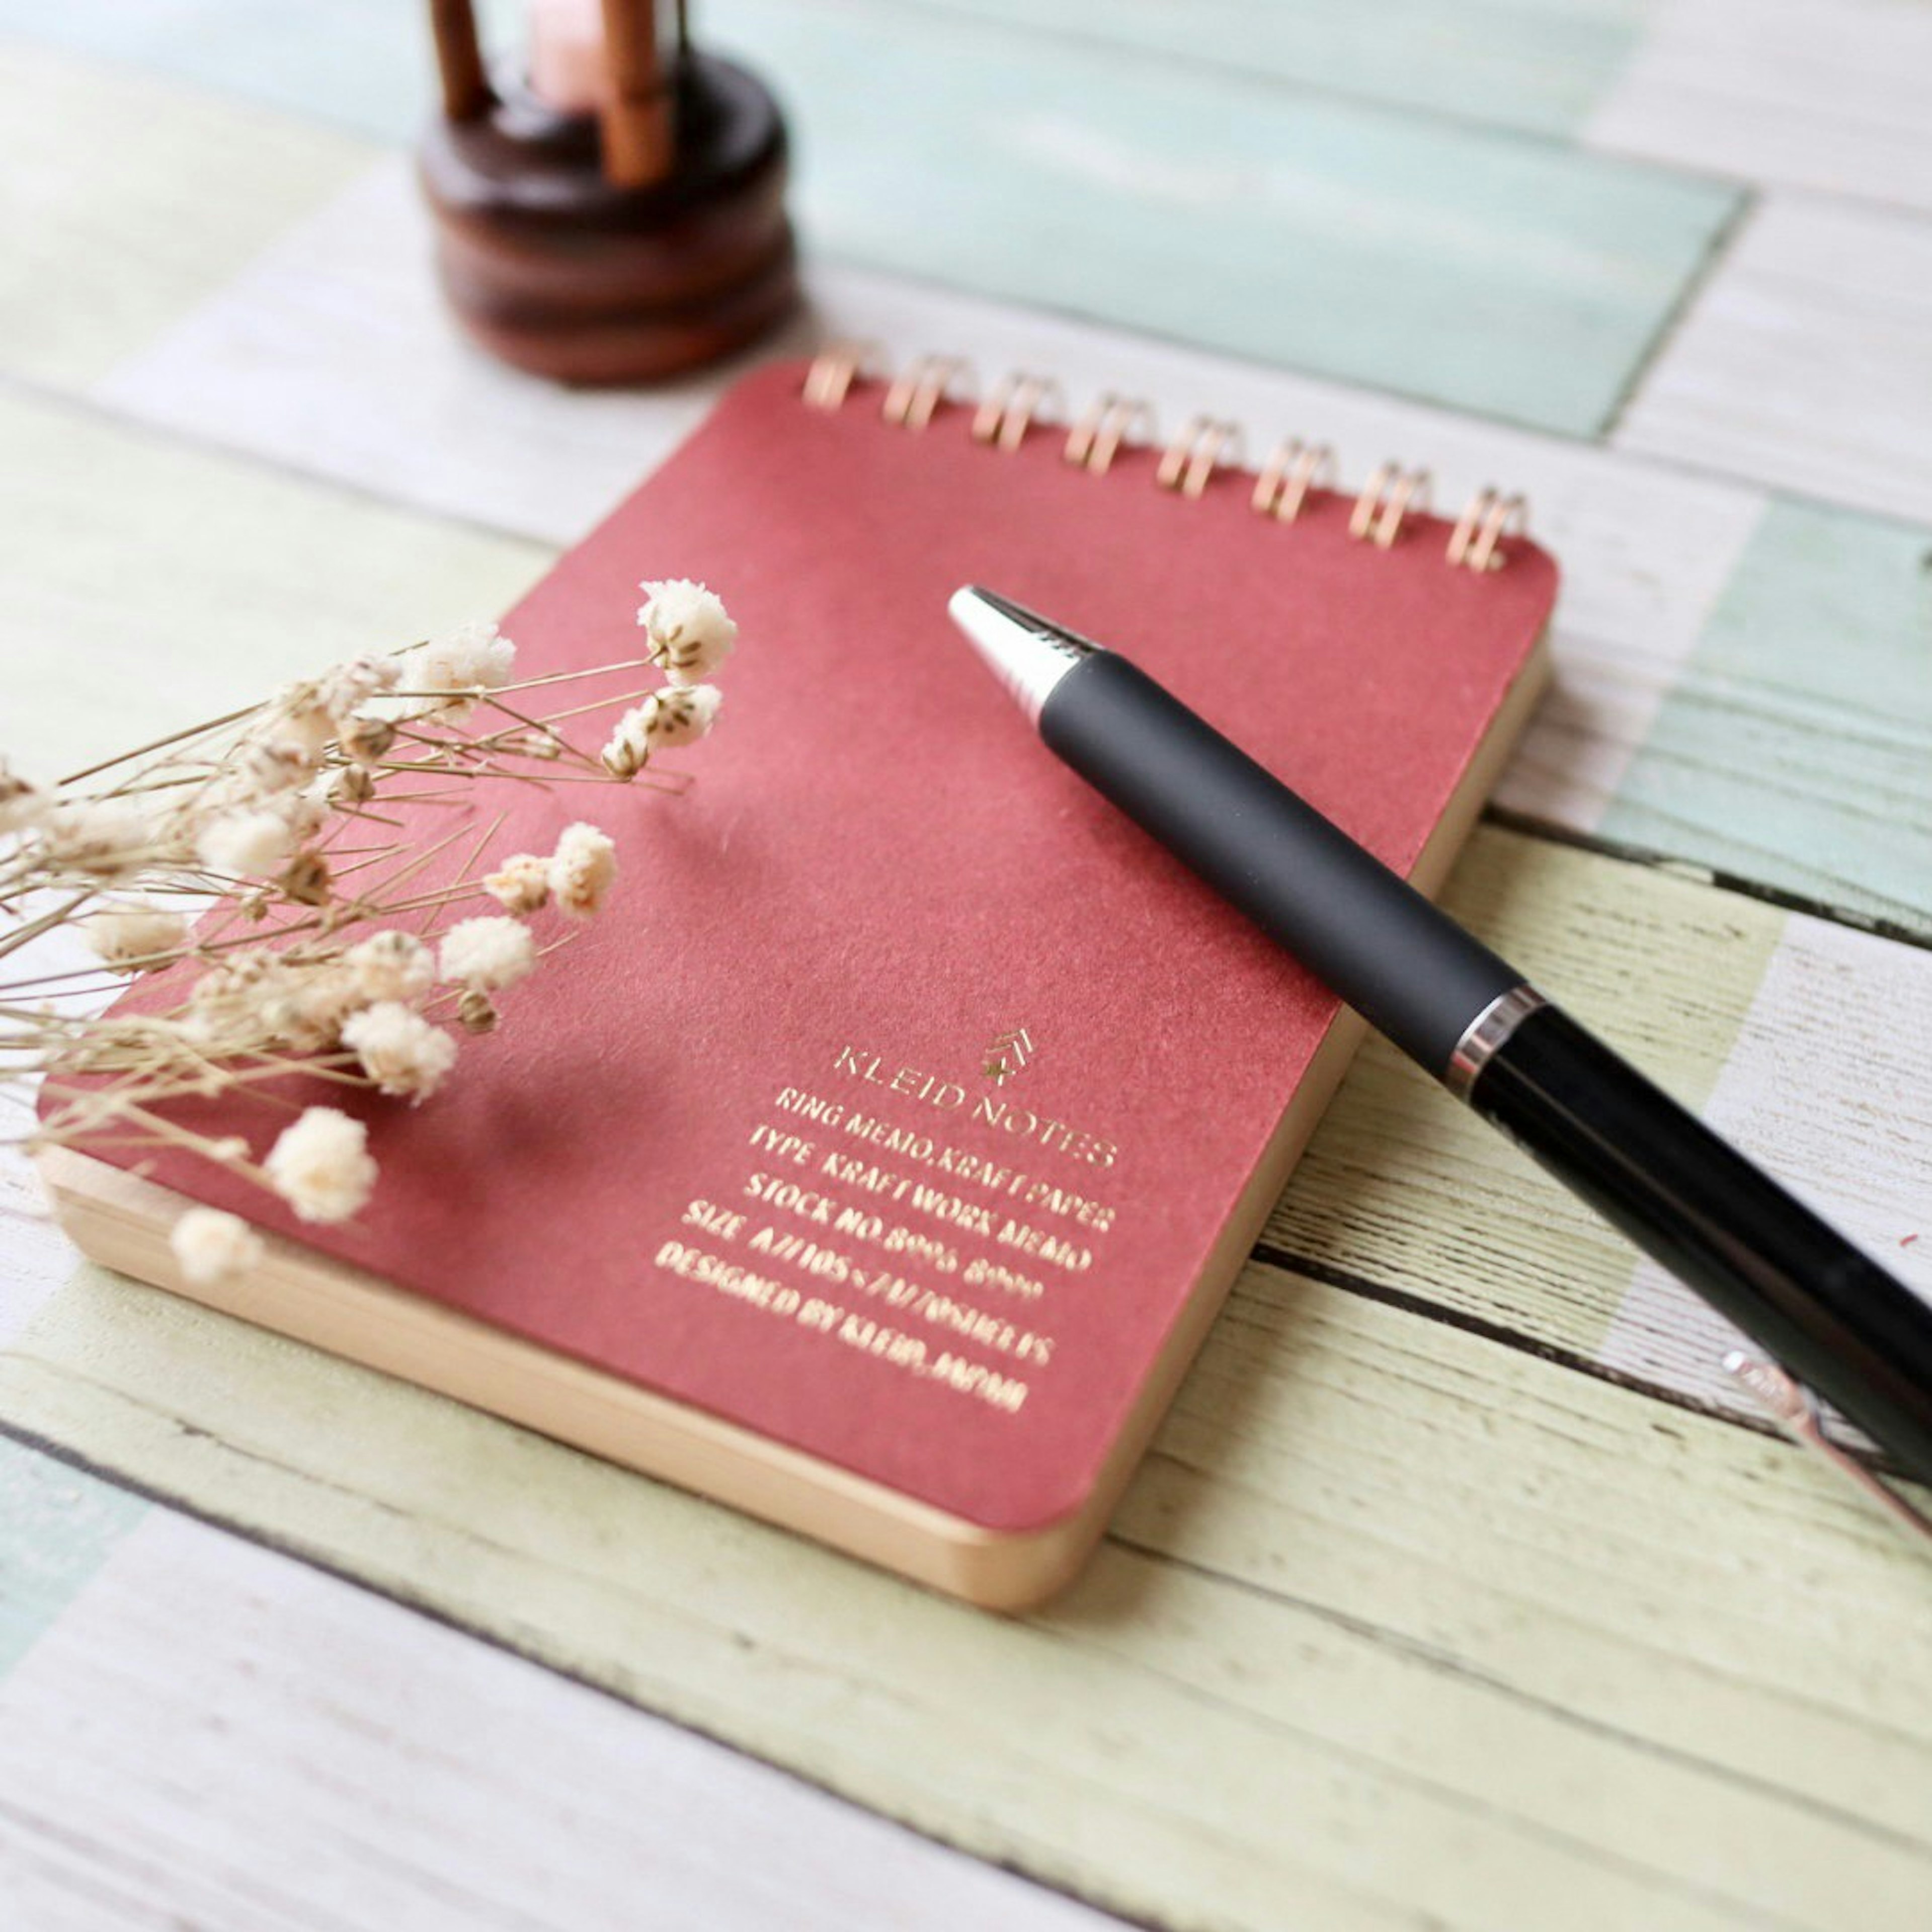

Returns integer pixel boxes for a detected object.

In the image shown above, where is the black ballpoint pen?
[949,585,1932,1491]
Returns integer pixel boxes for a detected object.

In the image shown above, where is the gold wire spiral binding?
[1350,462,1432,548]
[1064,392,1157,474]
[971,372,1067,452]
[1251,437,1336,522]
[1446,488,1528,573]
[1157,416,1244,499]
[881,354,976,431]
[802,340,888,412]
[802,348,1533,568]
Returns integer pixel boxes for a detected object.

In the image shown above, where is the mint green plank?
[709,0,1736,435]
[0,1436,147,1680]
[934,0,1649,139]
[0,2,432,140]
[1603,499,1932,934]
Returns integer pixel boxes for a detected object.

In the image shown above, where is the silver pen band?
[1442,984,1547,1101]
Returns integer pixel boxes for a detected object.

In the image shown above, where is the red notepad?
[46,355,1557,1605]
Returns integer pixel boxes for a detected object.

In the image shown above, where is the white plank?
[1601,909,1932,1416]
[1615,193,1932,523]
[0,1504,1122,1932]
[1587,0,1932,211]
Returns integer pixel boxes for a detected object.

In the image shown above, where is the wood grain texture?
[1601,909,1932,1409]
[1587,0,1932,210]
[0,38,369,388]
[0,1495,1120,1931]
[698,0,1737,435]
[0,1439,145,1681]
[0,387,552,781]
[1597,495,1932,935]
[0,1256,1926,1931]
[1615,193,1932,523]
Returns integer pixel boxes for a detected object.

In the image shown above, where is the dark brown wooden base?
[419,53,800,384]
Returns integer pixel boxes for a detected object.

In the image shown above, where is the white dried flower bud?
[345,930,434,1005]
[316,654,402,723]
[41,799,151,877]
[257,961,362,1054]
[341,1002,458,1102]
[171,1208,265,1287]
[83,901,190,971]
[457,989,498,1034]
[266,681,337,757]
[238,736,316,796]
[636,580,736,686]
[484,852,551,914]
[549,822,617,920]
[278,851,332,907]
[264,1107,377,1224]
[338,714,395,767]
[276,789,330,847]
[198,809,293,879]
[0,760,47,835]
[601,685,722,777]
[438,916,537,991]
[403,620,517,719]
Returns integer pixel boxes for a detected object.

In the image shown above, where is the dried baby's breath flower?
[9,585,739,1227]
[40,799,152,877]
[601,685,722,777]
[171,1207,265,1287]
[0,761,46,836]
[345,930,434,1005]
[238,736,317,797]
[404,620,517,719]
[549,822,617,919]
[339,714,396,767]
[278,851,332,907]
[316,655,401,722]
[637,581,736,687]
[83,901,190,972]
[438,916,536,991]
[484,852,551,914]
[198,808,294,879]
[341,1002,458,1102]
[264,1107,377,1224]
[457,989,498,1034]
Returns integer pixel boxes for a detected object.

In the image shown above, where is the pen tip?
[947,586,1097,726]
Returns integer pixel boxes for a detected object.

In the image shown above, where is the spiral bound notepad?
[46,350,1560,1607]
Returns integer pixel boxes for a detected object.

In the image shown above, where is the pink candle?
[528,0,608,112]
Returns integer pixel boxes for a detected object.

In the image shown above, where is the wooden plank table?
[2,6,1928,1927]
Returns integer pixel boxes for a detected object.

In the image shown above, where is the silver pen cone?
[948,586,1098,726]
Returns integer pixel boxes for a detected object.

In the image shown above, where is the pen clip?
[1724,1351,1932,1548]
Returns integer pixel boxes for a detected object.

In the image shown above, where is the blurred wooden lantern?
[420,0,798,383]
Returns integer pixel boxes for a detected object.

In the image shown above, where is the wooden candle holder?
[420,2,798,384]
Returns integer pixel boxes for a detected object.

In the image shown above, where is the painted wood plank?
[696,0,1738,437]
[0,0,1646,146]
[1587,0,1932,211]
[0,1506,1120,1932]
[1601,908,1932,1409]
[1615,193,1932,525]
[917,0,1648,139]
[0,1256,1927,1931]
[0,1,436,143]
[0,1439,145,1681]
[1597,495,1932,935]
[0,38,370,388]
[0,387,552,783]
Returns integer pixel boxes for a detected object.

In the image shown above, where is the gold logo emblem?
[981,1024,1034,1085]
